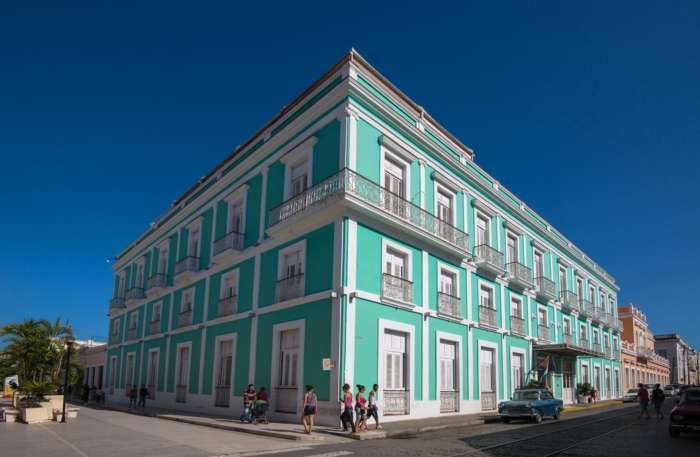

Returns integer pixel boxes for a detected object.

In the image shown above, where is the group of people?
[80,384,105,405]
[637,383,666,419]
[339,383,380,434]
[240,384,269,424]
[128,384,150,408]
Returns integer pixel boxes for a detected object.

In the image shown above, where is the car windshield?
[626,389,638,394]
[513,391,540,400]
[680,390,700,405]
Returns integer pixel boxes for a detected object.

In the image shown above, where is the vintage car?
[669,387,700,437]
[498,388,564,424]
[622,388,639,403]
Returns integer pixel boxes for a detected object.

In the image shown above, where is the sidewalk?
[80,398,627,442]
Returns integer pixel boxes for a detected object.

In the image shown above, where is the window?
[600,292,607,311]
[558,267,567,293]
[580,324,587,340]
[119,272,127,297]
[439,269,457,296]
[506,233,518,263]
[158,244,169,274]
[111,320,119,336]
[129,313,138,330]
[135,261,144,288]
[511,352,524,392]
[276,241,306,302]
[582,364,590,384]
[176,346,190,388]
[281,250,303,280]
[576,277,584,298]
[384,330,407,390]
[147,351,158,398]
[594,366,601,392]
[593,330,600,345]
[479,285,494,309]
[290,161,309,197]
[188,226,200,258]
[220,271,238,299]
[384,157,406,198]
[126,353,135,387]
[533,250,544,278]
[217,340,234,388]
[436,189,453,225]
[538,308,548,326]
[476,215,490,246]
[604,334,610,349]
[439,340,457,391]
[563,318,571,335]
[480,347,496,393]
[182,290,193,313]
[589,285,596,302]
[113,275,121,297]
[152,303,162,322]
[385,248,407,279]
[510,296,522,317]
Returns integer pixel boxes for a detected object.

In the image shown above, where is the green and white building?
[106,50,622,424]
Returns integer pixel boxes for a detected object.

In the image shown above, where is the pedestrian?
[339,383,356,433]
[367,384,381,430]
[651,383,665,419]
[638,383,650,419]
[301,385,317,434]
[256,387,269,424]
[240,384,256,423]
[128,386,138,408]
[355,384,367,433]
[138,384,149,408]
[590,388,597,403]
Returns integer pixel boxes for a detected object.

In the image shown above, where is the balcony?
[213,230,245,259]
[147,273,168,292]
[479,305,498,329]
[473,244,505,277]
[149,320,160,335]
[437,292,461,319]
[560,290,579,313]
[578,337,590,349]
[440,390,459,413]
[600,312,613,328]
[266,169,469,257]
[579,298,595,317]
[109,296,126,310]
[593,342,602,354]
[615,319,624,332]
[538,324,551,343]
[109,334,120,345]
[126,287,145,302]
[178,309,192,328]
[510,315,526,336]
[276,274,304,302]
[506,261,534,290]
[127,327,139,341]
[174,256,200,279]
[534,277,556,302]
[382,274,413,305]
[218,294,238,317]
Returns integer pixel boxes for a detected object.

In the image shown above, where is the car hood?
[673,404,700,415]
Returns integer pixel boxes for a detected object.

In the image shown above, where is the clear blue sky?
[1,1,698,347]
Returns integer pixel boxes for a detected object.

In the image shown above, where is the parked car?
[622,388,639,403]
[669,387,700,437]
[664,385,677,396]
[498,388,563,424]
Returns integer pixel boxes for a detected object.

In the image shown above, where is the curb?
[343,415,500,440]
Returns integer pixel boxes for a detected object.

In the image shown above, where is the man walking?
[651,383,665,419]
[138,384,149,408]
[638,383,650,419]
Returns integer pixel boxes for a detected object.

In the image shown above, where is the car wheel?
[533,412,542,424]
[553,408,560,420]
[502,417,511,424]
[669,428,680,438]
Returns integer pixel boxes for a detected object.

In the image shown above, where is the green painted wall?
[312,119,341,182]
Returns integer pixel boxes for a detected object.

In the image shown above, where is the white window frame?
[134,257,146,289]
[125,352,136,387]
[433,182,457,226]
[478,281,496,310]
[537,305,549,327]
[558,265,568,293]
[219,269,240,300]
[381,239,413,280]
[478,340,500,401]
[474,210,492,247]
[533,248,544,278]
[377,319,416,414]
[212,333,237,394]
[510,347,527,394]
[157,240,170,275]
[581,361,590,384]
[437,262,460,298]
[562,316,571,336]
[152,302,162,323]
[380,143,414,199]
[510,295,523,318]
[175,341,193,390]
[276,239,307,281]
[223,185,248,235]
[146,348,160,392]
[182,289,194,313]
[186,219,202,259]
[270,319,306,415]
[129,312,138,330]
[112,319,120,337]
[505,230,519,263]
[281,137,316,200]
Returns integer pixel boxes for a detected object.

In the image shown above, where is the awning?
[533,343,604,358]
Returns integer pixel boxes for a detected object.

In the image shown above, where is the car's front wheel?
[669,428,681,438]
[502,417,511,424]
[553,408,560,420]
[533,412,543,424]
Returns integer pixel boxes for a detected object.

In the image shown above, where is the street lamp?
[61,335,75,423]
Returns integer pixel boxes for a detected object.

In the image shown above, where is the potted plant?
[17,380,58,424]
[576,382,592,404]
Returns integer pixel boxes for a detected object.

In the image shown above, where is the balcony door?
[109,357,117,394]
[383,330,409,415]
[215,339,234,407]
[125,353,135,391]
[436,190,453,223]
[480,347,496,411]
[476,215,490,247]
[147,350,158,400]
[276,329,300,413]
[511,352,524,394]
[439,340,458,413]
[176,346,190,403]
[228,200,244,235]
[290,161,309,197]
[506,234,518,263]
[533,251,544,279]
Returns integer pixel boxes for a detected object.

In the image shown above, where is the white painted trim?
[436,261,461,299]
[380,145,412,204]
[248,316,257,384]
[433,181,459,230]
[212,333,238,403]
[258,167,268,243]
[276,239,307,281]
[509,346,527,396]
[345,220,358,388]
[348,110,357,170]
[477,340,500,403]
[174,341,193,394]
[435,330,464,407]
[282,138,315,201]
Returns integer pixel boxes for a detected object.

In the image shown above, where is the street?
[2,402,698,457]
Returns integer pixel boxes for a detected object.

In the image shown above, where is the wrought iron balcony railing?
[510,315,526,336]
[382,273,414,305]
[218,294,238,317]
[213,231,245,257]
[474,244,505,275]
[580,298,594,316]
[267,169,469,252]
[564,333,574,345]
[437,292,461,319]
[479,305,498,329]
[109,296,126,310]
[275,274,304,302]
[149,320,160,335]
[127,327,139,341]
[578,337,590,349]
[560,290,579,312]
[593,342,602,354]
[126,287,145,301]
[147,273,168,290]
[174,256,200,277]
[535,276,556,302]
[506,261,534,289]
